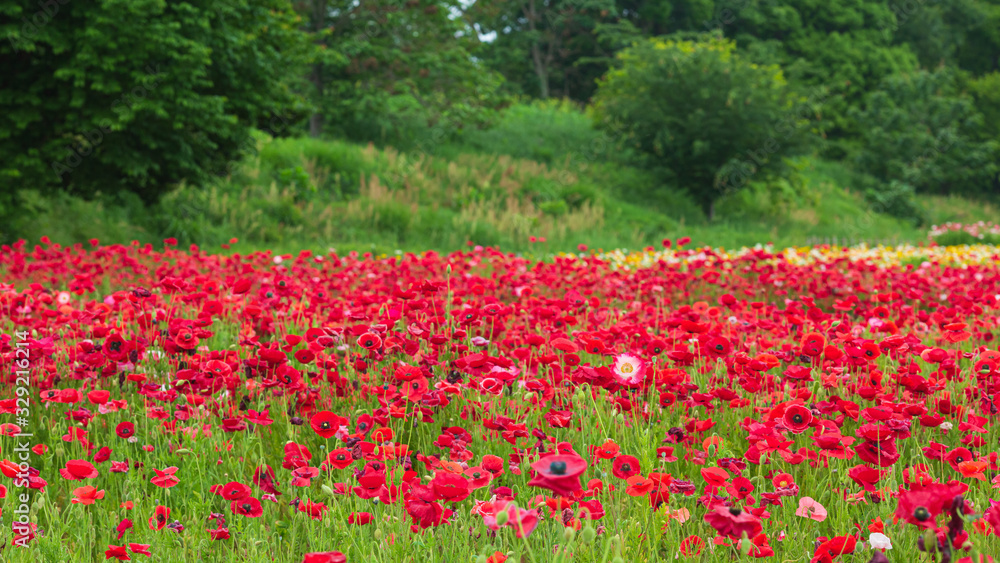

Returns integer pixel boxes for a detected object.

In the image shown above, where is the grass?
[10,101,999,255]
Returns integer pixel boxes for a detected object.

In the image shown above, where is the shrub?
[592,33,813,219]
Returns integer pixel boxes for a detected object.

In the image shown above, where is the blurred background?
[2,0,999,253]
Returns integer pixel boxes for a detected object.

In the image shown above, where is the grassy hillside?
[16,102,999,254]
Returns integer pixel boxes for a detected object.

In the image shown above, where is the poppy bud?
[921,529,937,553]
[475,557,487,563]
[582,524,597,543]
[740,532,751,555]
[563,526,576,542]
[523,392,536,402]
[321,484,335,498]
[374,529,384,541]
[611,558,624,563]
[495,508,510,526]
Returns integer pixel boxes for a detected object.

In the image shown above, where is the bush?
[592,33,813,219]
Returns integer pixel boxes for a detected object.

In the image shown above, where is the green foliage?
[712,0,920,142]
[969,71,1000,141]
[0,0,312,240]
[933,230,1000,245]
[592,33,813,218]
[851,68,1000,213]
[307,0,506,150]
[448,100,624,163]
[471,0,618,101]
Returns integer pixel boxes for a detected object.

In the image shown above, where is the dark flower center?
[729,507,742,516]
[955,456,964,463]
[242,503,252,512]
[913,506,930,521]
[621,463,631,472]
[336,454,345,460]
[320,422,330,430]
[792,414,804,424]
[549,461,567,475]
[473,472,481,479]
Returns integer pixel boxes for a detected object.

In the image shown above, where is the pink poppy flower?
[795,497,828,522]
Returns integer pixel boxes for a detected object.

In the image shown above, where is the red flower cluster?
[3,240,1000,560]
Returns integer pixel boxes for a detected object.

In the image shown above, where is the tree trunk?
[532,43,550,99]
[526,0,550,99]
[308,0,326,137]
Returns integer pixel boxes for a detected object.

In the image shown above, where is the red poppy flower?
[527,455,587,497]
[431,472,472,502]
[149,505,170,531]
[894,482,967,529]
[302,552,347,563]
[811,535,856,563]
[105,545,131,561]
[482,454,505,477]
[60,459,99,481]
[326,448,354,470]
[348,512,374,525]
[611,454,641,480]
[253,465,281,495]
[782,404,814,434]
[358,332,382,350]
[150,467,179,488]
[801,333,826,356]
[703,506,763,539]
[310,411,342,439]
[219,481,251,501]
[680,534,705,555]
[71,485,105,505]
[129,543,152,556]
[231,497,264,518]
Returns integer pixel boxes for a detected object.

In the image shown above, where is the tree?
[592,33,813,219]
[852,68,1000,209]
[0,0,312,240]
[472,0,617,101]
[304,0,506,150]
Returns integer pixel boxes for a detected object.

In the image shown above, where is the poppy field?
[5,238,1000,563]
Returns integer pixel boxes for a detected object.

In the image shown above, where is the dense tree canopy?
[1,0,311,237]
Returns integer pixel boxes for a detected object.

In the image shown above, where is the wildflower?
[795,497,828,522]
[611,354,645,386]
